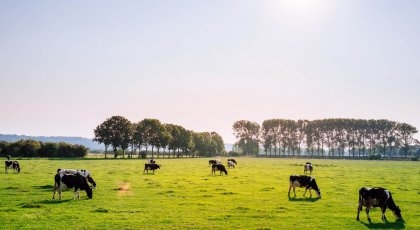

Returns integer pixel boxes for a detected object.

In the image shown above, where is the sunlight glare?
[263,0,337,30]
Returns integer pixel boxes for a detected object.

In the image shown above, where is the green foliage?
[0,158,419,229]
[94,117,226,158]
[255,118,419,157]
[227,151,241,157]
[0,141,87,158]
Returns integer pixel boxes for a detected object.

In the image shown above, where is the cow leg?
[381,206,387,221]
[303,188,311,197]
[356,202,362,221]
[52,184,57,199]
[366,207,371,223]
[74,188,80,199]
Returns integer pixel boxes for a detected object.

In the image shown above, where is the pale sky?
[1,0,419,144]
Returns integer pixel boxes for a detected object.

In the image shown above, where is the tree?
[94,115,131,158]
[134,118,163,158]
[233,120,260,155]
[396,122,418,158]
[93,123,112,158]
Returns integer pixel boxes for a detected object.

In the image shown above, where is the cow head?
[13,161,20,173]
[316,189,321,198]
[78,175,93,199]
[87,175,97,188]
[85,186,93,199]
[393,206,402,220]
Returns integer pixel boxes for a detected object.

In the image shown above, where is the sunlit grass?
[1,158,418,229]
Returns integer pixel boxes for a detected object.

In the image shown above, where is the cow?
[144,163,160,174]
[304,162,313,174]
[209,160,221,165]
[211,164,228,175]
[227,159,237,165]
[53,172,93,200]
[5,161,20,174]
[56,169,96,188]
[227,160,235,169]
[288,175,321,198]
[356,187,403,223]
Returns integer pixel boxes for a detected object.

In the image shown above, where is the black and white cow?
[227,160,235,169]
[211,164,228,175]
[209,160,221,165]
[227,158,237,165]
[304,162,313,174]
[56,169,97,188]
[53,172,93,200]
[357,187,403,223]
[288,175,321,198]
[5,161,20,173]
[144,163,160,174]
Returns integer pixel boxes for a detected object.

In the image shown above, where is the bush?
[228,151,241,157]
[139,151,147,159]
[369,154,382,160]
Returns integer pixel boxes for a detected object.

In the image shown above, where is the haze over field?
[1,0,419,144]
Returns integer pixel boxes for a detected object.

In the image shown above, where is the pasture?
[1,158,419,229]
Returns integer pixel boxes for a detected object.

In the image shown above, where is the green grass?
[1,158,419,229]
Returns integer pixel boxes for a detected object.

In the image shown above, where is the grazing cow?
[53,172,93,200]
[304,162,313,174]
[56,169,96,188]
[209,160,221,165]
[5,161,20,174]
[227,158,237,165]
[144,163,160,174]
[227,160,235,169]
[288,175,321,198]
[211,164,228,175]
[357,187,403,223]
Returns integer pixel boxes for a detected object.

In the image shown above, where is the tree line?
[93,115,225,158]
[0,140,88,158]
[233,118,419,158]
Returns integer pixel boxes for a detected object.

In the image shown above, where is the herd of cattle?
[4,157,404,223]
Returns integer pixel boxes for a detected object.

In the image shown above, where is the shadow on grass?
[33,185,54,191]
[20,199,71,209]
[288,197,321,202]
[360,219,405,229]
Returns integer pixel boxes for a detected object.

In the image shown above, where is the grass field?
[1,158,419,229]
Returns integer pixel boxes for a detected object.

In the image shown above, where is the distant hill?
[0,134,105,151]
[0,134,233,152]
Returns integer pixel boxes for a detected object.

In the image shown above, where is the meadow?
[1,158,419,229]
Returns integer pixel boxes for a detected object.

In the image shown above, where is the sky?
[1,0,420,144]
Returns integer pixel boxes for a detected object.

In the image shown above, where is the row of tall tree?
[233,119,419,158]
[93,116,225,158]
[0,140,88,158]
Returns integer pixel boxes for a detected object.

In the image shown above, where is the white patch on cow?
[385,190,390,200]
[292,181,301,187]
[59,169,92,178]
